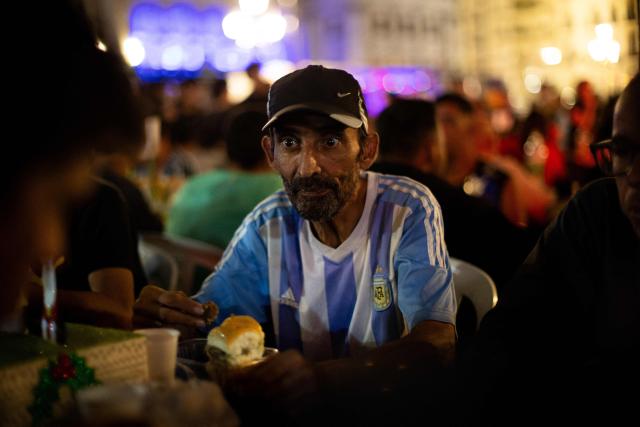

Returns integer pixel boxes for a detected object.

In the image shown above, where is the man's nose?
[298,147,321,177]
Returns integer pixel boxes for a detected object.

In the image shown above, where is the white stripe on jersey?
[378,178,446,268]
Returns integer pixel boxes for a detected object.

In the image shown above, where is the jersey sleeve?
[394,194,457,329]
[192,216,270,326]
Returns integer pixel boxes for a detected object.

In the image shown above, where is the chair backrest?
[139,232,224,294]
[450,257,498,331]
[138,240,179,291]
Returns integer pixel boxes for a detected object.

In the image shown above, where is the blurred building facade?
[458,0,639,110]
[298,0,464,71]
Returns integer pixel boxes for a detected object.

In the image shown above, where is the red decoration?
[51,353,76,381]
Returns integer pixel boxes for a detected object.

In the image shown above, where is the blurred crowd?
[130,72,615,234]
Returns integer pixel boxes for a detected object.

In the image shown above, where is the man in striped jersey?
[135,65,456,422]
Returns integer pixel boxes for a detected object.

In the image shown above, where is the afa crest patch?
[372,265,391,311]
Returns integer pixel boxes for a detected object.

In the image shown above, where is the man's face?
[264,113,365,222]
[613,85,640,238]
[436,102,474,160]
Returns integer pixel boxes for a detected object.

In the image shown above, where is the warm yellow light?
[561,87,576,108]
[260,59,295,83]
[607,41,620,63]
[595,23,613,41]
[123,37,145,67]
[524,73,542,94]
[96,40,107,52]
[227,71,254,103]
[540,47,562,65]
[589,23,619,63]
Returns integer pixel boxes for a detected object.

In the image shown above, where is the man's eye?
[324,136,341,147]
[280,137,298,148]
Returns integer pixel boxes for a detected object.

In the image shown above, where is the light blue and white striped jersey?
[193,171,456,361]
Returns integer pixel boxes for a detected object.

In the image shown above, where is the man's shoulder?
[562,178,620,224]
[372,172,441,212]
[243,189,297,228]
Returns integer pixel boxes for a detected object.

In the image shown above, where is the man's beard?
[284,168,360,222]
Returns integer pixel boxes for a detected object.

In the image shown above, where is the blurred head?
[261,66,378,221]
[179,79,205,114]
[613,73,640,238]
[224,110,269,170]
[376,99,445,175]
[212,78,228,100]
[435,93,476,163]
[577,81,595,102]
[246,62,261,80]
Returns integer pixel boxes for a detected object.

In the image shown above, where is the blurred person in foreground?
[458,73,640,424]
[135,65,456,425]
[24,51,146,330]
[1,2,143,329]
[371,99,537,296]
[166,110,282,248]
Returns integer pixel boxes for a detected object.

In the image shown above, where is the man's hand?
[133,285,206,328]
[229,350,320,420]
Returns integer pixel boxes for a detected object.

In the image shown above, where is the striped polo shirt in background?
[193,171,456,361]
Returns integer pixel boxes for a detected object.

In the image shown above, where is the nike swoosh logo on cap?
[337,92,351,97]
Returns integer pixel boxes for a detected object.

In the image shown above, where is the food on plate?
[206,315,265,367]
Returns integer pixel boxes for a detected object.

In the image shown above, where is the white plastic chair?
[450,257,498,331]
[139,233,223,294]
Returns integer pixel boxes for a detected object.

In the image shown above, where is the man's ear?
[261,134,275,167]
[359,132,379,170]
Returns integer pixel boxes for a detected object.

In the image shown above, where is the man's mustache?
[289,175,338,194]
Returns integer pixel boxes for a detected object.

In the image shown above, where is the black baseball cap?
[262,65,369,133]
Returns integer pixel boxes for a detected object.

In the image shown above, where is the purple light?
[344,66,441,117]
[129,2,292,79]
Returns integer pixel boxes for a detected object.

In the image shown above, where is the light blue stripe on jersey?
[324,253,357,357]
[194,192,293,329]
[377,175,454,327]
[369,200,401,345]
[378,176,446,268]
[278,214,303,351]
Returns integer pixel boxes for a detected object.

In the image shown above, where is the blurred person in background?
[164,114,202,177]
[96,150,163,234]
[199,78,235,170]
[372,99,538,297]
[567,80,601,187]
[242,62,270,107]
[483,81,521,160]
[167,110,282,248]
[436,93,556,227]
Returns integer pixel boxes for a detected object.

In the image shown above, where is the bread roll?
[206,315,264,367]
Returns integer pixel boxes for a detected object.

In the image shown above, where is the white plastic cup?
[135,328,180,385]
